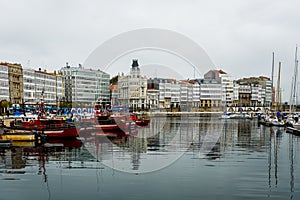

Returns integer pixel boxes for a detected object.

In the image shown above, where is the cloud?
[0,0,299,101]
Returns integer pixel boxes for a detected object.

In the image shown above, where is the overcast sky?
[1,0,300,102]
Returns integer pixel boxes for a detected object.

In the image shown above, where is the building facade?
[118,60,147,111]
[0,63,9,101]
[4,63,24,105]
[158,79,177,110]
[237,76,272,110]
[147,78,160,110]
[204,70,234,110]
[220,73,234,107]
[196,79,222,112]
[179,80,197,111]
[60,64,110,107]
[23,68,63,106]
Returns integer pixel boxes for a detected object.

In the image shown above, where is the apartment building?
[60,64,110,107]
[23,68,63,106]
[118,60,147,111]
[0,63,9,101]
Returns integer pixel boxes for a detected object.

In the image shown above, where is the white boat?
[221,112,253,119]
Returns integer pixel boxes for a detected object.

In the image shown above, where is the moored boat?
[95,113,136,134]
[286,126,300,136]
[221,112,253,120]
[130,112,150,126]
[0,132,36,141]
[38,127,79,138]
[0,139,12,148]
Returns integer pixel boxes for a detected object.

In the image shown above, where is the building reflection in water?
[0,139,83,173]
[1,116,299,196]
[82,115,224,172]
[213,119,298,199]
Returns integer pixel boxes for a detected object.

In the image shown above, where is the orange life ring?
[29,120,34,125]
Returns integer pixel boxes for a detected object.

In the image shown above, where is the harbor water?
[1,116,300,200]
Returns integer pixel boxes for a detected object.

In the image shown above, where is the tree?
[0,100,9,115]
[110,75,118,85]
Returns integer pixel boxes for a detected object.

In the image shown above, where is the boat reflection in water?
[0,138,83,168]
[80,115,225,173]
[1,115,300,200]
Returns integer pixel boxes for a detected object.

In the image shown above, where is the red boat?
[21,116,67,130]
[130,113,150,126]
[39,127,79,138]
[5,115,78,139]
[94,114,136,133]
[4,125,79,139]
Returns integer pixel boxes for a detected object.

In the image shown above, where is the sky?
[1,0,300,102]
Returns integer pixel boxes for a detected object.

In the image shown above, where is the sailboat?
[266,62,285,126]
[261,58,285,127]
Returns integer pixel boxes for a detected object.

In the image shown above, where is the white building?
[191,81,200,108]
[171,83,180,109]
[0,64,9,101]
[179,81,189,111]
[118,60,147,111]
[158,79,178,110]
[259,86,266,106]
[60,64,110,107]
[204,69,233,108]
[220,74,234,106]
[178,80,201,111]
[23,68,63,106]
[237,76,272,109]
[156,79,201,111]
[146,78,160,110]
[198,79,222,111]
[147,89,159,110]
[264,78,272,106]
[233,81,239,103]
[250,83,263,107]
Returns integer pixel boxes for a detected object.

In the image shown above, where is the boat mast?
[289,46,298,113]
[277,62,281,111]
[271,52,275,107]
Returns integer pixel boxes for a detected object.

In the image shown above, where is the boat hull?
[41,127,79,138]
[286,127,300,136]
[136,119,150,126]
[0,134,35,141]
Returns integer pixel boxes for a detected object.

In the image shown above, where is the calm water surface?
[1,116,300,200]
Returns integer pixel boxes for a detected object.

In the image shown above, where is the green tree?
[0,100,9,115]
[110,75,118,85]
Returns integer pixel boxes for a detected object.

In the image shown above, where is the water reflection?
[1,116,300,200]
[80,116,224,173]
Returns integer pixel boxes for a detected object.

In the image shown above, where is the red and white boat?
[39,127,79,138]
[94,113,137,134]
[130,113,150,127]
[4,114,79,139]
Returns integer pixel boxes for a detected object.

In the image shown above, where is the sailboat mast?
[271,52,275,108]
[277,62,281,111]
[289,46,299,113]
[293,46,298,111]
